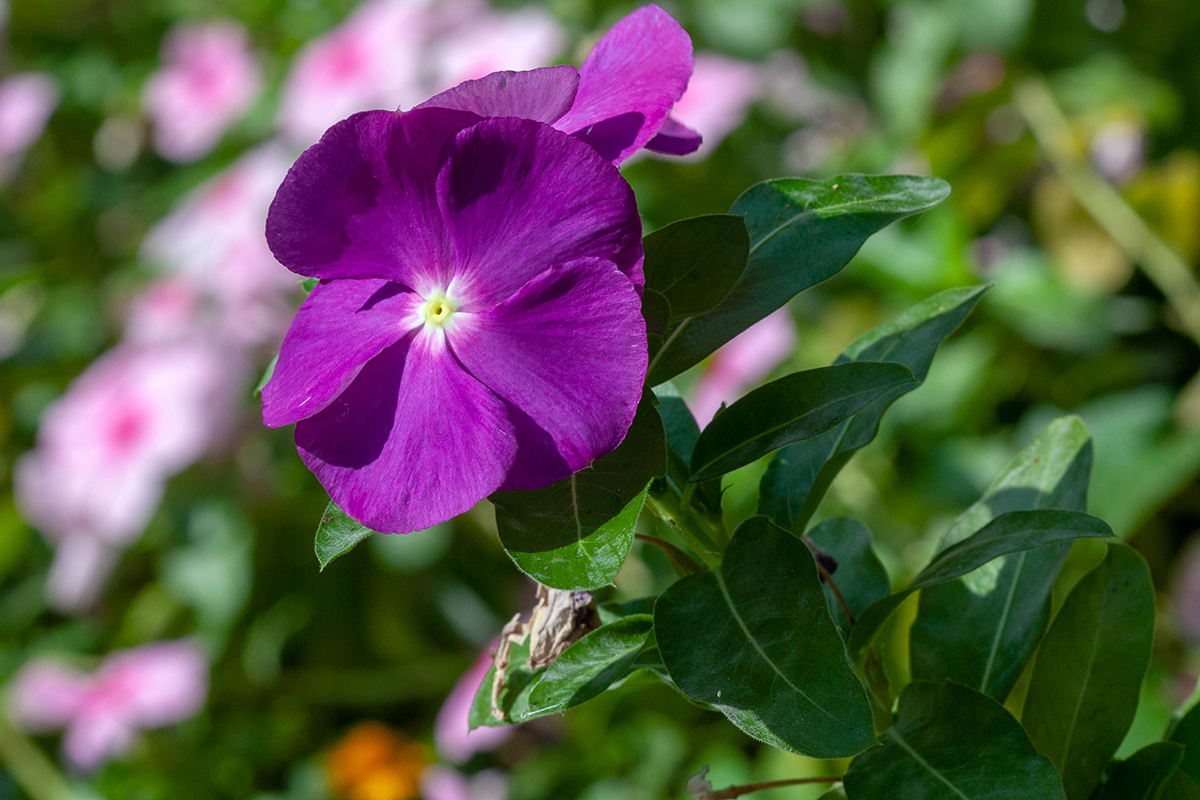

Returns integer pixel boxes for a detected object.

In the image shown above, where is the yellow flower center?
[420,291,456,327]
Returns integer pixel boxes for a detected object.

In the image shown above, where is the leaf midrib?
[711,567,844,727]
[887,727,972,799]
[694,378,907,477]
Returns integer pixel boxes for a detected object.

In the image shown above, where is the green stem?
[646,493,722,568]
[1015,78,1200,346]
[0,718,71,800]
[635,533,706,575]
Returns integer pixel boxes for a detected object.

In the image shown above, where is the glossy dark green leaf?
[806,518,890,637]
[491,400,666,591]
[1170,702,1200,786]
[655,516,876,758]
[652,385,723,517]
[689,362,917,482]
[759,285,987,531]
[843,681,1066,800]
[314,501,374,571]
[1022,543,1155,800]
[642,214,749,321]
[647,174,951,384]
[641,289,671,337]
[1097,743,1184,800]
[910,416,1093,700]
[525,615,654,716]
[847,509,1114,656]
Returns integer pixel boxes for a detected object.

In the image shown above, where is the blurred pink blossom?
[1174,538,1200,642]
[14,342,235,611]
[435,646,512,764]
[142,21,262,163]
[140,144,296,345]
[687,308,797,427]
[662,53,761,159]
[428,5,564,93]
[0,72,57,179]
[422,766,509,800]
[278,0,430,145]
[8,640,209,773]
[123,277,203,344]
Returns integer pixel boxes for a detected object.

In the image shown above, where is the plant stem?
[1014,77,1200,346]
[645,492,722,568]
[0,718,71,800]
[709,775,842,799]
[636,533,706,575]
[816,563,856,626]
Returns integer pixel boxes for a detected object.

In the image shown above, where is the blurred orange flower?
[326,721,431,800]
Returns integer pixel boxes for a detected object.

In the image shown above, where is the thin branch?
[1014,77,1200,346]
[0,718,71,800]
[636,533,706,574]
[709,775,842,799]
[816,562,856,627]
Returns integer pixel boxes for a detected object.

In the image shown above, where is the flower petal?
[451,258,646,490]
[644,115,702,155]
[417,65,579,124]
[262,278,421,427]
[438,117,641,310]
[295,333,517,533]
[553,5,693,163]
[266,107,479,287]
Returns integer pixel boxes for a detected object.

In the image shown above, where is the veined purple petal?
[437,117,642,310]
[644,115,702,155]
[295,333,517,533]
[266,107,479,288]
[262,279,421,427]
[554,5,693,164]
[417,65,579,124]
[451,258,646,490]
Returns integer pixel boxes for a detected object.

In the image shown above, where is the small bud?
[686,766,714,799]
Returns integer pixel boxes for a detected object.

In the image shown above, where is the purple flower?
[8,640,208,773]
[418,4,698,164]
[261,108,646,534]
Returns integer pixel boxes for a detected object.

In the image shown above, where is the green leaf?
[806,518,890,637]
[254,352,278,397]
[843,681,1066,800]
[909,416,1094,701]
[689,362,917,482]
[468,616,655,726]
[647,174,951,384]
[654,516,876,758]
[642,214,749,321]
[1170,701,1200,784]
[314,501,374,571]
[1022,543,1155,800]
[525,615,654,716]
[491,399,666,591]
[758,285,987,531]
[847,509,1114,656]
[1097,743,1185,800]
[652,384,722,516]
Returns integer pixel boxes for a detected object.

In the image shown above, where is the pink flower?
[277,0,430,146]
[687,308,797,427]
[14,342,235,611]
[421,766,509,800]
[142,21,262,163]
[123,277,203,344]
[140,144,296,345]
[428,6,564,93]
[0,72,57,178]
[435,647,513,764]
[1174,538,1200,643]
[8,641,209,773]
[661,53,761,159]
